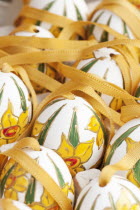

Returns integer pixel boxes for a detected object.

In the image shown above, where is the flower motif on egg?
[0,159,28,200]
[0,147,74,209]
[32,101,105,174]
[0,74,32,146]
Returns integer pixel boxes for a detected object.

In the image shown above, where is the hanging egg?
[32,96,107,174]
[14,26,64,92]
[0,146,74,209]
[0,199,32,210]
[76,47,124,111]
[0,67,32,146]
[75,172,140,210]
[88,7,134,41]
[104,118,140,187]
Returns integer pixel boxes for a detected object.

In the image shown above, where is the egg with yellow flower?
[76,47,124,111]
[0,68,32,146]
[0,199,32,210]
[75,171,140,210]
[32,96,107,174]
[0,145,74,209]
[104,118,140,188]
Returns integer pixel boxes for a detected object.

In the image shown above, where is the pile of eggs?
[1,0,140,209]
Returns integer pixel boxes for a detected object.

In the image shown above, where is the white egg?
[88,9,134,41]
[0,71,32,146]
[75,172,140,210]
[0,146,74,208]
[32,96,107,174]
[104,118,140,187]
[76,47,124,110]
[0,199,32,210]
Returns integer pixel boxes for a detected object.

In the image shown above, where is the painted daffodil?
[0,159,28,200]
[56,133,94,174]
[88,116,104,149]
[0,102,29,146]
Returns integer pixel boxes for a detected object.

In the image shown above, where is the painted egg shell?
[88,9,134,41]
[104,118,140,187]
[29,0,88,22]
[32,96,106,174]
[75,173,140,210]
[0,71,32,146]
[76,48,124,111]
[0,146,74,208]
[0,25,15,36]
[0,199,32,210]
[0,0,23,26]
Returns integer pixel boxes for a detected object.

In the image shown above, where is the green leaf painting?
[38,63,45,73]
[88,11,104,36]
[133,160,140,184]
[68,108,79,148]
[81,59,98,73]
[105,124,140,166]
[100,15,112,42]
[75,4,83,20]
[48,155,65,188]
[25,176,36,204]
[11,77,27,112]
[38,104,66,145]
[0,164,15,197]
[76,187,91,210]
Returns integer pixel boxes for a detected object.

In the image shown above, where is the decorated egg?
[0,146,74,209]
[14,26,64,92]
[76,47,124,111]
[88,8,134,41]
[0,69,32,146]
[75,172,140,210]
[104,118,140,187]
[0,199,32,210]
[23,0,88,37]
[32,96,107,174]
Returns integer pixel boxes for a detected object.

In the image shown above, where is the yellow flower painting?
[0,102,29,146]
[0,159,28,200]
[56,133,94,174]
